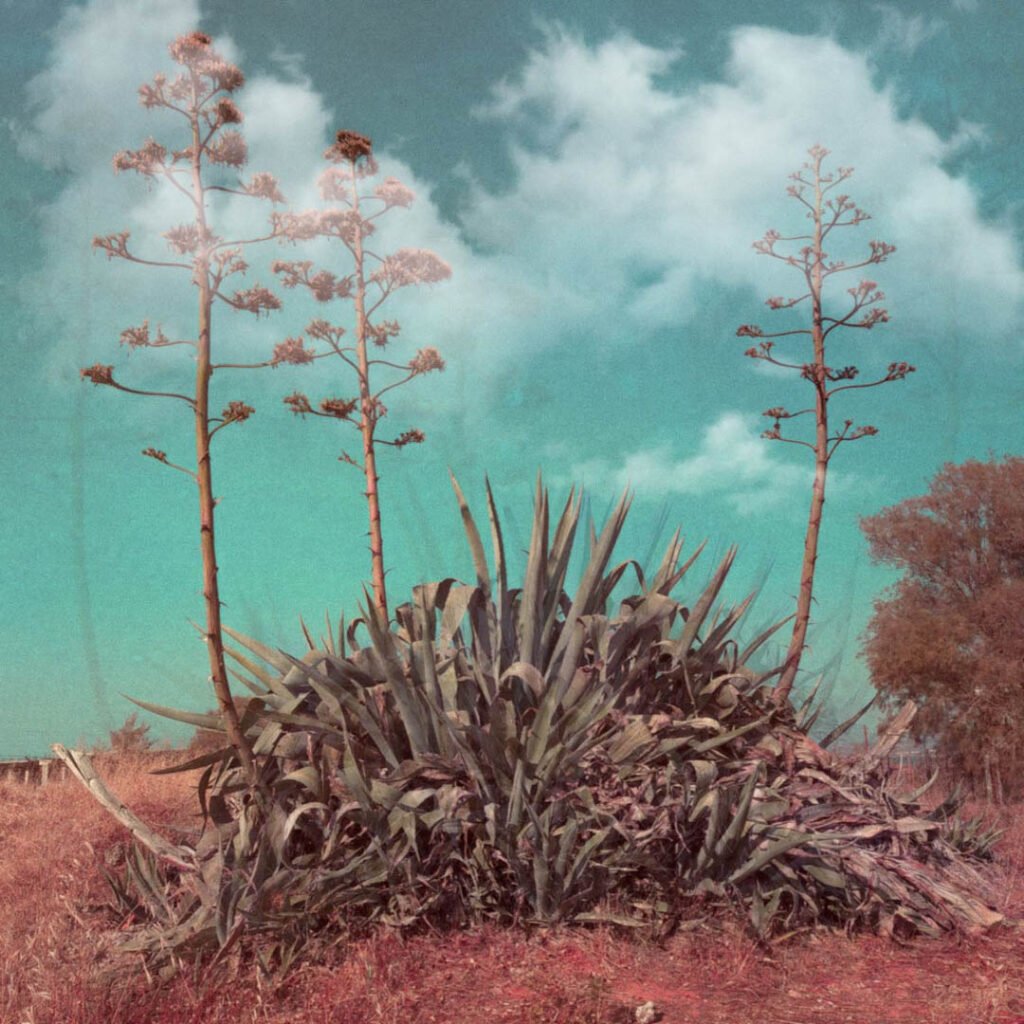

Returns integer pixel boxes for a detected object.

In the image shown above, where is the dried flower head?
[374,177,415,208]
[320,397,358,419]
[325,130,373,164]
[113,138,168,176]
[284,392,313,416]
[371,248,452,289]
[214,98,243,125]
[207,129,248,167]
[221,401,254,424]
[272,337,316,365]
[164,223,214,255]
[243,172,285,204]
[142,447,169,463]
[120,320,169,349]
[230,285,281,316]
[393,429,425,447]
[271,210,322,242]
[409,347,445,375]
[81,364,115,386]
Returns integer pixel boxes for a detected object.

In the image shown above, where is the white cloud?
[455,23,1024,359]
[18,9,1024,417]
[566,412,813,515]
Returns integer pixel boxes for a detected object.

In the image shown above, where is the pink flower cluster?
[371,248,452,289]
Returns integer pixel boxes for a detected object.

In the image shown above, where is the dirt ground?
[2,755,1022,1024]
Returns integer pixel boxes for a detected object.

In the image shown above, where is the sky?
[1,0,1021,755]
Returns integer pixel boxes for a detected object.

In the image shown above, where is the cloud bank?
[17,5,1024,507]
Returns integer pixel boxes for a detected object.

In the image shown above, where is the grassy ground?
[2,754,1022,1024]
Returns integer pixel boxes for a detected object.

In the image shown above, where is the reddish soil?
[2,755,1022,1024]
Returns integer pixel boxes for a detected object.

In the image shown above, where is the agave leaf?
[692,715,771,754]
[151,746,234,775]
[450,472,491,595]
[728,829,814,886]
[223,643,293,700]
[803,863,849,890]
[819,695,877,749]
[549,491,631,697]
[538,488,581,657]
[654,536,707,597]
[674,547,737,659]
[484,477,509,663]
[608,719,657,765]
[127,697,226,731]
[737,613,794,667]
[227,668,271,697]
[713,765,762,863]
[222,625,294,675]
[439,585,477,651]
[700,592,755,657]
[518,477,549,668]
[360,595,432,757]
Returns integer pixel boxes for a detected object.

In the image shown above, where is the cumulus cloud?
[457,23,1023,356]
[18,7,1024,443]
[566,412,813,515]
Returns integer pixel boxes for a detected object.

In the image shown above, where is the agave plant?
[56,476,1002,965]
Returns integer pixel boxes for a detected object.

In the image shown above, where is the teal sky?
[2,0,1021,755]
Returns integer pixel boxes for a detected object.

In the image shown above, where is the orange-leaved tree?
[861,456,1024,800]
[81,32,318,787]
[274,130,450,621]
[737,145,915,705]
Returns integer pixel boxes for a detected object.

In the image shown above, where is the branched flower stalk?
[82,32,318,788]
[737,145,915,706]
[274,131,450,620]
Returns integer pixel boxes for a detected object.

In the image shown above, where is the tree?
[861,456,1024,800]
[81,32,317,788]
[273,131,450,620]
[737,144,915,705]
[105,712,154,755]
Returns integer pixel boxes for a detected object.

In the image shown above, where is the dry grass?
[2,754,1023,1024]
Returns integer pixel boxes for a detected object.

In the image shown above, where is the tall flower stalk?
[737,145,915,705]
[274,131,450,620]
[82,32,314,786]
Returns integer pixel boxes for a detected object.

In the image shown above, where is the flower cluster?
[271,211,322,242]
[736,324,764,338]
[81,364,115,386]
[168,31,244,93]
[368,320,400,348]
[120,321,168,349]
[113,138,168,176]
[271,337,316,365]
[318,208,373,245]
[374,177,415,208]
[142,447,169,463]
[213,98,243,125]
[409,347,445,375]
[320,397,358,419]
[206,129,248,167]
[886,361,916,381]
[243,172,285,204]
[371,248,452,289]
[229,285,281,316]
[324,130,374,165]
[392,429,425,447]
[164,223,215,255]
[220,401,254,424]
[283,392,313,416]
[305,319,346,346]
